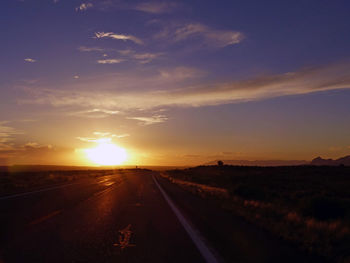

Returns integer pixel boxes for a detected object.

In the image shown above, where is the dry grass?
[163,165,350,263]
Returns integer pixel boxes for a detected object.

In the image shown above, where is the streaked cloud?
[113,133,130,138]
[24,142,53,150]
[78,46,106,52]
[155,22,244,48]
[24,58,36,63]
[75,2,93,12]
[95,32,143,45]
[116,49,163,63]
[97,59,124,64]
[133,52,163,64]
[70,108,121,118]
[118,49,134,56]
[127,115,168,125]
[158,66,204,82]
[0,122,22,151]
[77,137,110,143]
[77,131,129,143]
[134,1,178,14]
[93,132,130,138]
[19,63,350,112]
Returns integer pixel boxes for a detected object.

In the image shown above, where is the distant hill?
[311,155,350,166]
[204,159,308,166]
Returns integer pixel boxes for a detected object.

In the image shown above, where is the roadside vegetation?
[163,165,350,263]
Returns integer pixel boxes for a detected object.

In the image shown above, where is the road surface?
[0,170,318,263]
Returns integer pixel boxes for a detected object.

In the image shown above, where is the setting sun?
[84,140,127,166]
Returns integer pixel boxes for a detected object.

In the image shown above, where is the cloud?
[77,131,129,143]
[19,62,350,112]
[134,1,178,14]
[24,142,53,150]
[155,22,244,48]
[127,115,168,125]
[97,59,124,64]
[77,137,110,143]
[113,133,130,138]
[95,32,143,45]
[24,58,36,63]
[116,49,163,63]
[93,132,110,137]
[158,67,204,82]
[93,132,130,138]
[0,122,22,151]
[133,52,163,64]
[75,3,93,12]
[118,49,134,56]
[70,108,121,118]
[78,46,106,52]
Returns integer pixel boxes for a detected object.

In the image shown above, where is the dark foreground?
[1,169,316,263]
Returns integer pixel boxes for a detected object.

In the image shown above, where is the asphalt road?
[0,170,318,263]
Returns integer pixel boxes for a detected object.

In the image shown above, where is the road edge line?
[152,175,220,263]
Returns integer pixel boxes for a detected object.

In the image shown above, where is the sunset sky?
[1,0,350,166]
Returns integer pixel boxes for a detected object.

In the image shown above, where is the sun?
[84,141,127,166]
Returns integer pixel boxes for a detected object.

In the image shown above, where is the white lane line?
[152,175,220,263]
[0,182,81,200]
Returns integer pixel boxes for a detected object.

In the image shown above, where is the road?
[0,170,318,263]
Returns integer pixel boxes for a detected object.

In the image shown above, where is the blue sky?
[1,0,350,165]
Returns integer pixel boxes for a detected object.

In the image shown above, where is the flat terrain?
[164,165,350,262]
[1,169,318,263]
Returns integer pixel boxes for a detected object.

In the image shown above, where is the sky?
[1,0,350,166]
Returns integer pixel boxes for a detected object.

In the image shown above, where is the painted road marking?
[0,182,82,200]
[113,224,136,250]
[152,175,220,263]
[29,210,62,225]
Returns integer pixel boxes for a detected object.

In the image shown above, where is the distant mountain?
[204,159,308,166]
[311,155,350,166]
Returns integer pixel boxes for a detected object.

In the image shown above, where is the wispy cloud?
[133,52,163,64]
[78,46,106,52]
[116,49,163,64]
[24,58,36,63]
[127,115,168,125]
[75,2,93,12]
[155,22,244,48]
[70,108,121,118]
[19,63,350,112]
[93,132,130,138]
[0,122,22,151]
[134,1,178,14]
[77,131,129,143]
[97,59,124,64]
[24,142,53,150]
[95,32,143,45]
[81,0,178,14]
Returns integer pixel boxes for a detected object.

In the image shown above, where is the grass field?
[163,165,350,263]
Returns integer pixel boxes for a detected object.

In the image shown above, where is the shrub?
[301,196,347,221]
[233,184,267,201]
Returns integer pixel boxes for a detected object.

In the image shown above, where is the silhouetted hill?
[311,155,350,166]
[204,159,308,166]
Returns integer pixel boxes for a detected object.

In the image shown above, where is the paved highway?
[0,170,318,263]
